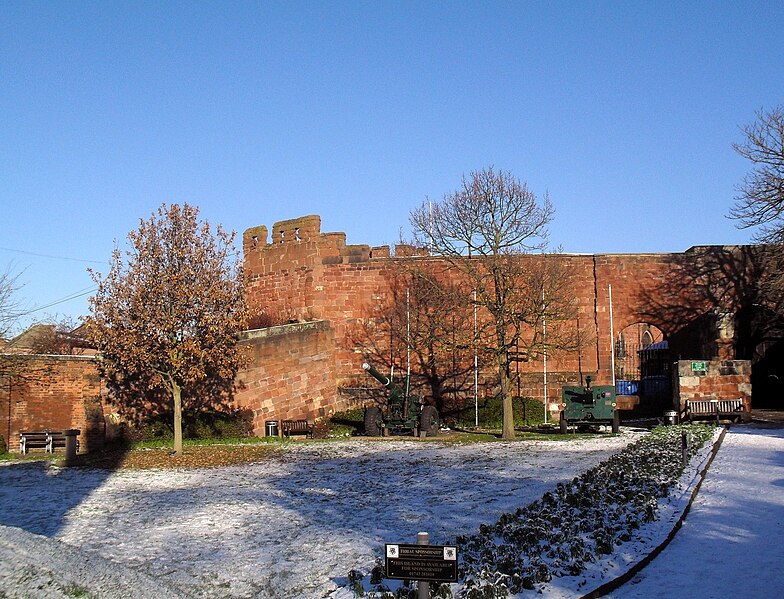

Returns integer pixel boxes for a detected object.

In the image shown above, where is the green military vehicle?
[361,361,439,437]
[560,376,619,434]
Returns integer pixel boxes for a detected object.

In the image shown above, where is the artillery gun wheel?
[419,405,439,436]
[364,407,383,437]
[559,411,568,434]
[611,411,620,434]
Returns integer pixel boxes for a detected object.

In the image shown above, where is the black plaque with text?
[385,543,458,582]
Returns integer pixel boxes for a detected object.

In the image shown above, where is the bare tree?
[411,167,577,439]
[87,204,247,455]
[0,265,23,340]
[349,259,481,415]
[730,106,784,314]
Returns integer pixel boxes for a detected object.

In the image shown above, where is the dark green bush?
[130,407,255,442]
[451,396,545,429]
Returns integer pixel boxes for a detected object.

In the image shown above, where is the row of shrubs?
[121,407,256,443]
[348,423,717,598]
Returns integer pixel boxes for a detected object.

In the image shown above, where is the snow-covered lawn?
[0,433,640,598]
[1,425,782,598]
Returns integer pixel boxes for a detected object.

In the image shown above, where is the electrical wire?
[11,286,98,317]
[0,245,109,265]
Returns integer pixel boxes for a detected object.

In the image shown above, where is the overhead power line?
[12,286,98,317]
[0,245,109,265]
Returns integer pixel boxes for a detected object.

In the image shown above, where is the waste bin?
[265,420,279,437]
[663,410,678,426]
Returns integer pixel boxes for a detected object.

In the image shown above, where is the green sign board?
[691,361,708,372]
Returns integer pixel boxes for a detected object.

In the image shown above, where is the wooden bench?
[685,398,745,424]
[19,430,78,454]
[281,419,315,438]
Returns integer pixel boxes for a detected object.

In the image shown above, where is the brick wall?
[234,320,357,436]
[243,216,754,390]
[2,218,763,451]
[0,355,105,453]
[674,360,752,413]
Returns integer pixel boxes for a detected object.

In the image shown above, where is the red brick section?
[0,355,105,453]
[244,217,752,383]
[2,219,760,451]
[674,360,752,413]
[234,320,354,436]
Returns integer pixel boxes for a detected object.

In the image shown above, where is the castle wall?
[674,360,753,414]
[242,216,760,415]
[234,320,355,435]
[3,216,761,450]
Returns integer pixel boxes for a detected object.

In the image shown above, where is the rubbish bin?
[663,410,678,426]
[265,420,279,437]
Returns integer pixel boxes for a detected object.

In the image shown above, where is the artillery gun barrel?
[362,362,392,387]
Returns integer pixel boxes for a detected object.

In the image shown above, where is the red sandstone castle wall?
[234,320,355,435]
[674,360,752,413]
[242,216,753,406]
[2,321,351,450]
[3,217,755,451]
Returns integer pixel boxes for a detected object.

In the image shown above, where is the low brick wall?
[235,320,353,436]
[674,359,752,413]
[0,355,105,453]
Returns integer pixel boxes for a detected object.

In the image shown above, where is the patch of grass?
[63,583,96,598]
[0,450,59,464]
[331,398,549,440]
[129,435,280,450]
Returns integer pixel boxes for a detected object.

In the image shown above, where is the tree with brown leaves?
[411,167,578,439]
[87,204,247,455]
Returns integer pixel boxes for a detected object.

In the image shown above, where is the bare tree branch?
[409,167,569,439]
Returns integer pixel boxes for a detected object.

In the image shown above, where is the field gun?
[361,361,439,437]
[559,376,619,434]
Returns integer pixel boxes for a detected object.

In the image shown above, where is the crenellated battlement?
[243,214,429,271]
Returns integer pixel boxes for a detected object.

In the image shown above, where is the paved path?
[608,425,784,598]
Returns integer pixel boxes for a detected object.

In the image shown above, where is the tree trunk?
[172,381,183,456]
[499,352,516,440]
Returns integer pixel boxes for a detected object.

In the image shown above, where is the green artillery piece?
[361,361,439,436]
[559,376,619,434]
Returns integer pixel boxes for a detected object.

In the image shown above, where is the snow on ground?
[0,432,641,598]
[607,425,784,598]
[1,425,782,598]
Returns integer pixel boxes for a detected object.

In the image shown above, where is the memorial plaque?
[385,543,458,582]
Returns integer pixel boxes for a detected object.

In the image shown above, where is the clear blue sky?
[2,1,783,333]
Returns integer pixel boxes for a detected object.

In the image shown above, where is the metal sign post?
[417,532,429,599]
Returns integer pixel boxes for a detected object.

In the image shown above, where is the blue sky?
[2,1,783,333]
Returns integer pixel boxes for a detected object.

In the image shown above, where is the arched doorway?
[615,323,670,415]
[615,323,664,381]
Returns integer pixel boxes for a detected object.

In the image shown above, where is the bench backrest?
[282,420,312,431]
[686,399,744,414]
